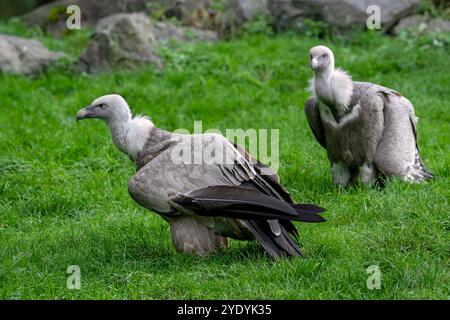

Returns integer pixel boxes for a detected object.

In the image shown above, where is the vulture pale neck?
[313,66,334,105]
[107,112,155,161]
[313,57,350,119]
[107,114,132,155]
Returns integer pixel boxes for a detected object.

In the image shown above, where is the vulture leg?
[331,162,351,187]
[348,166,361,186]
[361,163,378,186]
[166,215,228,255]
[216,235,229,249]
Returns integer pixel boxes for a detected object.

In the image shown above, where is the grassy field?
[0,22,449,299]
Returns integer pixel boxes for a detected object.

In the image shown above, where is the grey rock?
[221,0,269,29]
[268,0,305,30]
[0,34,65,75]
[78,13,217,73]
[151,20,218,43]
[393,14,450,34]
[427,18,450,33]
[269,0,421,31]
[393,14,427,32]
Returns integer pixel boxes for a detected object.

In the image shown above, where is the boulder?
[268,0,421,31]
[393,14,450,34]
[268,0,305,31]
[22,0,212,34]
[221,0,269,29]
[0,34,65,75]
[78,13,217,73]
[427,18,450,33]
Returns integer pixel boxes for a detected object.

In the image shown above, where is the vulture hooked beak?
[76,106,96,121]
[310,57,319,70]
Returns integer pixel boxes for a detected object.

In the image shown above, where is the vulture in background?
[305,45,432,187]
[76,95,326,259]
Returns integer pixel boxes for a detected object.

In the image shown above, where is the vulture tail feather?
[244,220,303,259]
[281,220,299,238]
[291,203,326,213]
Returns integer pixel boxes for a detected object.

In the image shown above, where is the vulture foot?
[331,162,351,187]
[361,163,378,186]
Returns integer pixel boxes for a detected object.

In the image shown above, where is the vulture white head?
[308,45,353,116]
[76,94,154,161]
[309,45,335,72]
[76,94,132,123]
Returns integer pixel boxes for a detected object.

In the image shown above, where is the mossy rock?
[46,5,67,24]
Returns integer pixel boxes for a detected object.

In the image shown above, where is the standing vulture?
[305,45,432,187]
[76,94,326,258]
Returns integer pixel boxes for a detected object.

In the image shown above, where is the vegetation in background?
[0,0,53,20]
[421,0,450,19]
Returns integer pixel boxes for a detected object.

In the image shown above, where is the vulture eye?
[322,53,327,58]
[98,103,106,109]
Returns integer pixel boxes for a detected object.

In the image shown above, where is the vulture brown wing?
[305,97,327,149]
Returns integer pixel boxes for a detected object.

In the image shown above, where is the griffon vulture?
[76,94,326,258]
[305,45,432,187]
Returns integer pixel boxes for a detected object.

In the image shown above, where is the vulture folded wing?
[348,82,386,162]
[304,97,327,149]
[374,89,432,181]
[231,141,294,203]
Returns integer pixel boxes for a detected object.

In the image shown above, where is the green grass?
[0,27,449,299]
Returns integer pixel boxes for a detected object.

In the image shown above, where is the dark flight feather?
[244,220,303,258]
[173,186,326,223]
